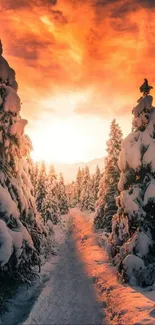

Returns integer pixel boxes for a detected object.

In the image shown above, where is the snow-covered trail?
[2,210,155,325]
[22,224,104,325]
[0,213,105,325]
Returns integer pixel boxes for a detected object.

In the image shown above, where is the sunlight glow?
[30,116,107,164]
[29,114,131,164]
[31,117,89,163]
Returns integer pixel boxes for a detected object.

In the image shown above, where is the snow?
[1,84,21,113]
[16,219,34,249]
[0,185,20,220]
[127,138,142,170]
[119,131,141,171]
[0,220,13,266]
[72,209,155,324]
[8,227,23,260]
[47,219,54,231]
[118,228,152,263]
[1,210,155,324]
[144,181,155,205]
[10,119,28,136]
[141,127,153,147]
[123,254,145,278]
[143,142,155,172]
[118,171,126,191]
[119,108,155,177]
[118,188,145,217]
[132,95,153,117]
[136,230,152,257]
[0,215,69,325]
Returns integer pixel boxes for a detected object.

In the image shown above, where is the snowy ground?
[1,209,155,325]
[0,214,70,325]
[71,208,155,325]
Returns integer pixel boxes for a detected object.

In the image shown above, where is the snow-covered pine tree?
[80,166,95,211]
[66,182,77,208]
[93,165,101,201]
[94,119,122,231]
[58,173,69,215]
[41,164,60,224]
[0,41,52,287]
[36,161,48,215]
[76,168,82,204]
[31,161,40,196]
[110,80,155,286]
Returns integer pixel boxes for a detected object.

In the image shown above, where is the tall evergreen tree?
[31,161,40,196]
[58,173,69,215]
[110,80,155,286]
[93,165,101,201]
[66,181,77,208]
[94,119,122,231]
[76,167,82,204]
[36,161,48,214]
[41,165,60,224]
[80,166,95,211]
[0,41,52,286]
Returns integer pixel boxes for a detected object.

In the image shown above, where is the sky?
[1,0,155,163]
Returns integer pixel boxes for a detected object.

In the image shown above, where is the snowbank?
[72,209,155,325]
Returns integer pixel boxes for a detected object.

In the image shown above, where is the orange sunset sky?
[1,0,155,163]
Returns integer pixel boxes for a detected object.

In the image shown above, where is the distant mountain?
[54,157,105,183]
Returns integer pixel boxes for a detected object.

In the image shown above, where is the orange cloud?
[1,0,155,120]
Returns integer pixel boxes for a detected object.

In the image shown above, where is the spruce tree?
[41,165,60,224]
[30,161,40,197]
[36,161,48,215]
[94,119,122,231]
[58,173,69,215]
[80,166,95,211]
[0,41,52,284]
[93,165,101,201]
[66,182,77,208]
[76,168,82,204]
[110,80,155,286]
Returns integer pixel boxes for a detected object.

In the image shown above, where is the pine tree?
[76,168,82,204]
[93,165,101,201]
[36,161,48,215]
[80,166,95,211]
[94,119,122,231]
[0,41,53,288]
[110,80,155,286]
[66,182,77,208]
[31,161,40,196]
[41,165,60,224]
[58,173,69,215]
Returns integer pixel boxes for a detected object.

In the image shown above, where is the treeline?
[66,165,101,212]
[30,162,69,224]
[66,119,123,232]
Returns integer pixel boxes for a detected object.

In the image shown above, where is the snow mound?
[123,254,145,278]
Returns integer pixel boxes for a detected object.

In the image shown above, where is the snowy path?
[2,210,155,325]
[22,228,104,325]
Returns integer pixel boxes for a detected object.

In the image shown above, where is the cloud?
[0,0,155,120]
[0,0,57,10]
